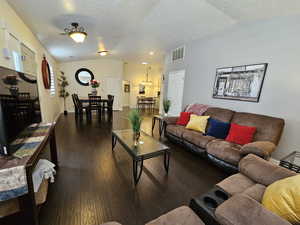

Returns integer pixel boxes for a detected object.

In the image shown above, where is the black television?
[0,66,41,155]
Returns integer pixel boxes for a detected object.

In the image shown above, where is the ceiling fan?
[60,22,87,43]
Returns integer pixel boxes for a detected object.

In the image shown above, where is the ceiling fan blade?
[59,32,68,35]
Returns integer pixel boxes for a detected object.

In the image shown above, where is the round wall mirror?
[75,68,94,86]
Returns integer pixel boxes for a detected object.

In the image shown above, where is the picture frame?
[124,84,130,93]
[139,84,145,94]
[212,63,268,102]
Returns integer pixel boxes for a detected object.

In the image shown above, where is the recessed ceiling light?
[149,51,154,55]
[142,62,148,65]
[98,50,108,56]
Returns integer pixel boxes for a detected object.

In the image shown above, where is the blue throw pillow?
[206,118,230,139]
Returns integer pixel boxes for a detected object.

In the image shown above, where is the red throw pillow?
[176,112,192,126]
[225,123,256,145]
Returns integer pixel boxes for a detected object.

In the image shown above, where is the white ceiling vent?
[172,46,185,63]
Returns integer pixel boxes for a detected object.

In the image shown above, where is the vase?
[133,131,140,146]
[91,88,98,96]
[164,112,168,117]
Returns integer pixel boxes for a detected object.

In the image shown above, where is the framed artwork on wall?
[139,84,145,94]
[124,84,130,92]
[212,63,268,102]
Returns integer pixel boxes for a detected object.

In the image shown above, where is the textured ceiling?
[7,0,300,63]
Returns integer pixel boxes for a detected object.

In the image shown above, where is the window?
[12,51,22,72]
[49,65,56,95]
[8,33,23,72]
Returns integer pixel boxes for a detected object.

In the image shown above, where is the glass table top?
[280,151,300,165]
[112,129,169,158]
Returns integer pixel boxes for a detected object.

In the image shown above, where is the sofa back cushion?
[203,107,235,123]
[239,154,295,186]
[231,112,284,145]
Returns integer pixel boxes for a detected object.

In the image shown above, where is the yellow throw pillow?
[262,175,300,224]
[185,115,210,133]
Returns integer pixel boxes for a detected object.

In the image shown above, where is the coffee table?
[112,129,171,184]
[279,151,300,173]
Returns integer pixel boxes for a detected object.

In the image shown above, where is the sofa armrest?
[241,141,276,159]
[215,194,292,225]
[239,154,296,186]
[163,116,179,125]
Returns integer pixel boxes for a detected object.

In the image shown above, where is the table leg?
[151,117,156,134]
[112,134,117,151]
[50,128,58,167]
[159,119,164,137]
[133,159,143,185]
[20,166,39,225]
[164,151,171,173]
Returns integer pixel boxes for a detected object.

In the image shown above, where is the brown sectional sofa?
[101,206,205,225]
[101,155,294,225]
[164,106,284,173]
[215,154,295,225]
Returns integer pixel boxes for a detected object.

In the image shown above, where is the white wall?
[59,58,124,111]
[124,62,162,109]
[164,15,300,160]
[122,80,130,107]
[0,0,61,122]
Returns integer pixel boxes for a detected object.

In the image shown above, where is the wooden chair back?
[88,95,101,109]
[18,92,30,99]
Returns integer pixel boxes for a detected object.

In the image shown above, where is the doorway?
[167,70,185,116]
[103,76,122,110]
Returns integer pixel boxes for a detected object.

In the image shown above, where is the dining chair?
[72,94,79,114]
[88,95,102,115]
[74,94,90,118]
[18,92,31,99]
[137,96,146,111]
[107,95,114,113]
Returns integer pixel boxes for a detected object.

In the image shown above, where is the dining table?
[79,96,109,106]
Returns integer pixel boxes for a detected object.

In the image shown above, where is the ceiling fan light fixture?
[98,50,108,56]
[69,31,87,43]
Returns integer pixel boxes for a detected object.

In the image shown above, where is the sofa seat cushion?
[207,140,242,166]
[146,206,205,225]
[217,173,256,196]
[166,125,187,138]
[242,183,266,202]
[182,130,215,148]
[215,194,292,225]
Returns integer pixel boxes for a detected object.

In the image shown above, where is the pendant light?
[141,66,152,86]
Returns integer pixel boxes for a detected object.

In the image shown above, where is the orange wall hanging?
[41,56,51,89]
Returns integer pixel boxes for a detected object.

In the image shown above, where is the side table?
[151,115,165,137]
[279,151,300,173]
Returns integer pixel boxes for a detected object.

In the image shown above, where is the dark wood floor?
[2,109,228,225]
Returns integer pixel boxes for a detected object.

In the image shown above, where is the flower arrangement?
[90,79,100,88]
